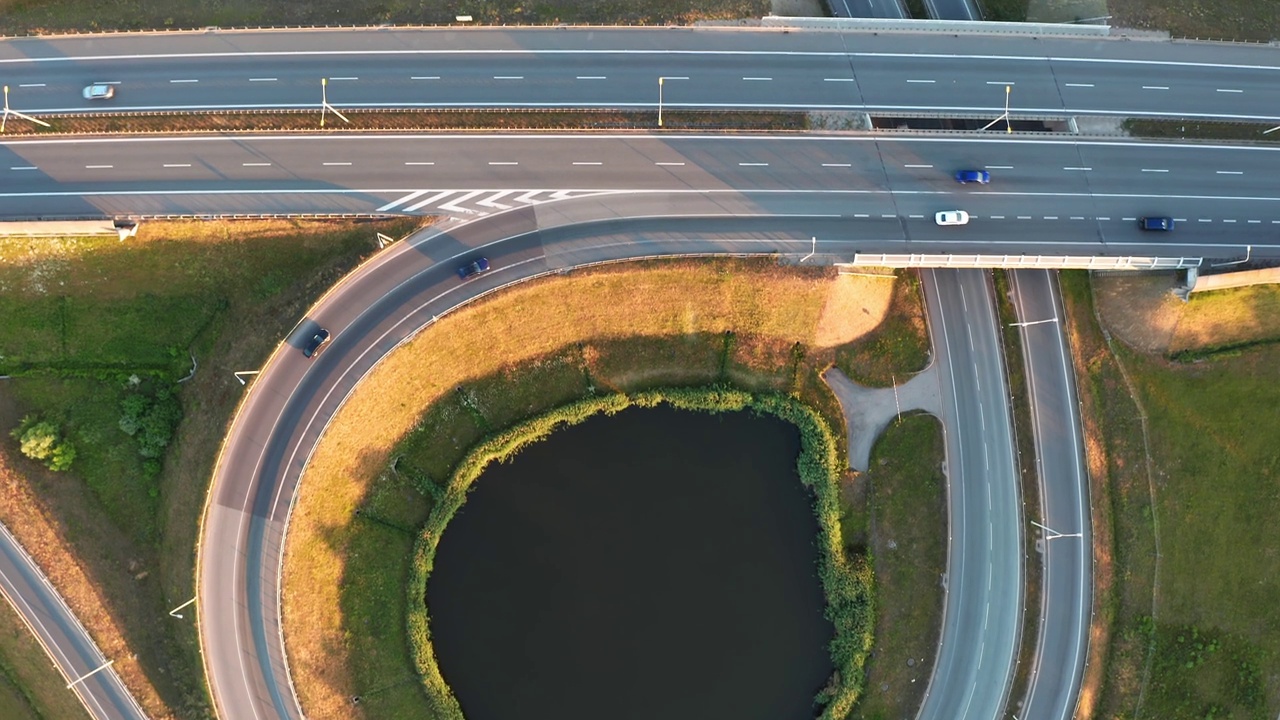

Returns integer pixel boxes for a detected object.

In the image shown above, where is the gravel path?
[824,364,941,471]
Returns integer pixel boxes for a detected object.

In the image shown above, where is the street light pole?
[658,77,665,128]
[979,85,1012,133]
[319,78,350,128]
[1,85,52,133]
[1004,84,1012,134]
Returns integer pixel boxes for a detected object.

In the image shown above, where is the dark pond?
[427,405,834,720]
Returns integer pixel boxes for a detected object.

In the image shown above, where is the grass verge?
[0,217,420,719]
[0,0,770,35]
[990,270,1045,719]
[1058,270,1155,719]
[1107,0,1280,41]
[405,388,873,719]
[1124,119,1280,144]
[833,269,930,388]
[281,259,927,719]
[0,597,90,720]
[0,109,809,136]
[848,412,945,720]
[1076,269,1280,718]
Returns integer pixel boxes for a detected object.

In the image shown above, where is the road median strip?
[0,108,811,136]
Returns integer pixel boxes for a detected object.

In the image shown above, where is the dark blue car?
[1140,217,1174,231]
[457,257,491,280]
[302,328,331,359]
[955,169,991,184]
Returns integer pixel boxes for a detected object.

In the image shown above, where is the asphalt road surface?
[0,28,1278,121]
[1009,270,1092,720]
[829,0,909,19]
[917,269,1022,720]
[0,133,1275,260]
[198,193,1039,720]
[8,24,1262,720]
[0,522,146,720]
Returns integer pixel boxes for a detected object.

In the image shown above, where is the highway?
[1009,270,1092,720]
[0,29,1278,120]
[9,23,1267,720]
[0,133,1277,260]
[0,521,146,720]
[918,269,1022,720]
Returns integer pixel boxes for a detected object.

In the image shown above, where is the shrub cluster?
[9,414,76,472]
[405,387,874,718]
[118,385,183,474]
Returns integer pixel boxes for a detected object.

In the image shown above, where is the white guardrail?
[839,254,1202,269]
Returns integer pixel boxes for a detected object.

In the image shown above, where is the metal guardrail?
[839,254,1202,269]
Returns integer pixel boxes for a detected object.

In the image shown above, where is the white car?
[83,84,115,100]
[935,210,970,226]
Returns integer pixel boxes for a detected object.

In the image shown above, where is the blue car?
[955,169,991,184]
[302,329,331,359]
[1140,216,1174,231]
[457,257,491,280]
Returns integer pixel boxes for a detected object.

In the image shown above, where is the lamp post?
[979,84,1013,134]
[1004,85,1011,133]
[658,77,665,128]
[319,78,350,128]
[1,85,52,133]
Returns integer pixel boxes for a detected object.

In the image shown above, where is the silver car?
[82,84,115,100]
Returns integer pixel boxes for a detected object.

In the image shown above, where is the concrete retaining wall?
[1190,266,1280,293]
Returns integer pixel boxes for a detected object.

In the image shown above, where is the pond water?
[427,405,834,720]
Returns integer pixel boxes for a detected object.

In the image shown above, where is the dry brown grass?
[1092,271,1280,355]
[282,257,898,719]
[0,446,170,718]
[0,110,808,137]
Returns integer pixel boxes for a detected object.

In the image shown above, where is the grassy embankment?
[989,270,1046,717]
[0,599,90,720]
[281,259,935,719]
[0,218,419,720]
[1063,270,1280,719]
[0,0,769,33]
[845,412,945,720]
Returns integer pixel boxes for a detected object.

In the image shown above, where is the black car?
[457,257,491,280]
[302,328,331,358]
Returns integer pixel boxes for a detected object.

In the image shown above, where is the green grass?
[0,219,417,719]
[1059,270,1159,718]
[1062,270,1280,718]
[834,271,930,388]
[1122,344,1280,719]
[1124,119,1280,144]
[0,0,769,34]
[850,413,945,720]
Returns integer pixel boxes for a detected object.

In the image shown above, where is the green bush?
[9,414,77,472]
[118,385,183,459]
[405,387,874,718]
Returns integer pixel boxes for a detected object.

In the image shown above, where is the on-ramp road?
[917,269,1022,720]
[1009,269,1092,720]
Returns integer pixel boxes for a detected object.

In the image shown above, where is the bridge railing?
[838,253,1201,270]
